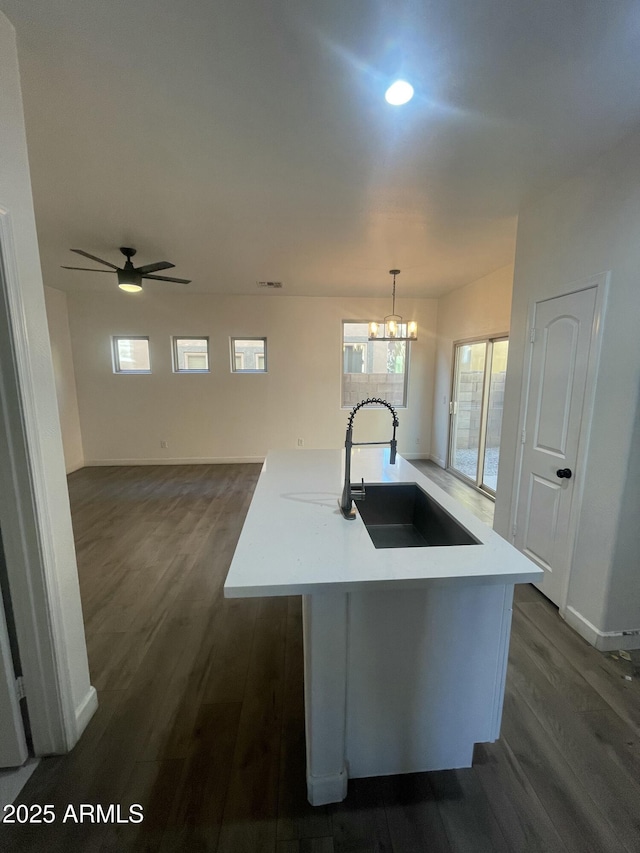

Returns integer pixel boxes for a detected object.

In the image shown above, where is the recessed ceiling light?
[385,80,414,106]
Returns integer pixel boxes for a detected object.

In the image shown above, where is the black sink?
[354,483,481,549]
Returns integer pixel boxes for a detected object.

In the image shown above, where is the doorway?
[449,337,509,495]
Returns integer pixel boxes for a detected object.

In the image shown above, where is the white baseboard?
[429,453,446,469]
[400,452,426,460]
[563,606,640,651]
[74,686,98,740]
[65,460,84,474]
[83,456,266,466]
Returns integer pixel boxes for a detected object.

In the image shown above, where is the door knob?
[556,468,572,479]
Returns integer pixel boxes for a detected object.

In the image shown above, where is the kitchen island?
[224,448,542,805]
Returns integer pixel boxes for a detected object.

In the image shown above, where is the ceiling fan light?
[117,267,143,290]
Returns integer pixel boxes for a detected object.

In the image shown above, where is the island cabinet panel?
[344,583,513,779]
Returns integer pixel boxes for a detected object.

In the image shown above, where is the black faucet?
[339,398,399,519]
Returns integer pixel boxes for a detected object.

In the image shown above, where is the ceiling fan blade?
[71,249,119,269]
[61,266,114,272]
[135,261,175,275]
[143,274,191,284]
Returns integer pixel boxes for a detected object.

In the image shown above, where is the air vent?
[257,281,283,289]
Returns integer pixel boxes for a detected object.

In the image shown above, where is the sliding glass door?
[449,337,508,495]
[450,342,486,484]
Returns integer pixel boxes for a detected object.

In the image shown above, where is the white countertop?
[224,449,542,597]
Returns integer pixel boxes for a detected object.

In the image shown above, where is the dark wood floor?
[2,461,639,852]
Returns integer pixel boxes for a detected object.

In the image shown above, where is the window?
[113,336,151,373]
[231,338,267,373]
[342,322,408,407]
[172,337,210,372]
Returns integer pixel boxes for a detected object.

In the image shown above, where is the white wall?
[43,287,83,473]
[0,11,94,746]
[66,291,437,464]
[430,265,513,468]
[494,129,640,645]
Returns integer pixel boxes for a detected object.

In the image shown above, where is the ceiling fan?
[61,247,191,292]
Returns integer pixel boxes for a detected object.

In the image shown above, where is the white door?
[515,286,598,606]
[0,591,28,767]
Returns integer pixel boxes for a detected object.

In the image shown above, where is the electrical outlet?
[160,440,168,449]
[297,438,304,447]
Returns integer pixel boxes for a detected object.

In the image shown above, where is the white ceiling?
[3,0,640,298]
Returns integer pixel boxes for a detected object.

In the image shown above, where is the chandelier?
[368,269,417,342]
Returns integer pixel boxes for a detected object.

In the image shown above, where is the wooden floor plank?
[510,610,610,712]
[516,601,640,736]
[99,758,183,853]
[577,707,640,786]
[512,580,546,604]
[276,838,335,853]
[216,597,289,853]
[380,772,452,853]
[501,686,625,853]
[472,740,569,853]
[331,777,393,853]
[136,605,225,762]
[200,597,259,704]
[158,703,242,853]
[428,769,510,853]
[508,638,640,852]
